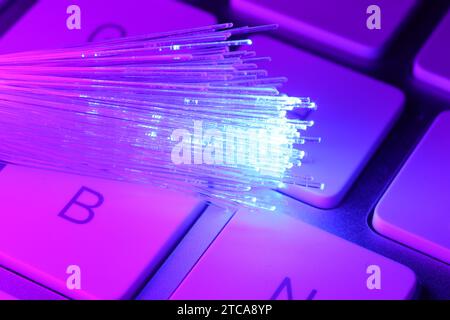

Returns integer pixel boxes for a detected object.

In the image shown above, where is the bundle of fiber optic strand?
[0,23,321,210]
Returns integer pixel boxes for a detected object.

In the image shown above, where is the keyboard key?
[0,0,216,53]
[373,111,450,264]
[231,0,417,64]
[0,165,205,299]
[414,10,450,97]
[171,210,416,299]
[250,36,404,208]
[0,0,214,300]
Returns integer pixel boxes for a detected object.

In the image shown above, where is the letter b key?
[0,165,204,299]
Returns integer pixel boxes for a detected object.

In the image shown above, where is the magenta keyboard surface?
[0,165,205,299]
[374,112,450,265]
[0,0,449,300]
[172,209,416,300]
[250,35,404,208]
[414,9,450,97]
[231,0,418,65]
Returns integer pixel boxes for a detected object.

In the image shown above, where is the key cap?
[171,209,416,299]
[231,0,417,64]
[250,36,404,208]
[373,112,450,264]
[0,0,213,300]
[0,165,205,299]
[414,10,450,97]
[0,0,216,53]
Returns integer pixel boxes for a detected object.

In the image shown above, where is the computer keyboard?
[171,209,417,300]
[0,165,205,299]
[414,10,450,96]
[250,35,404,208]
[0,0,217,52]
[374,111,450,265]
[231,0,418,65]
[0,0,449,300]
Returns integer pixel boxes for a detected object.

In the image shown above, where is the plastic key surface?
[231,0,417,64]
[250,36,404,208]
[0,0,216,53]
[0,0,214,300]
[171,210,416,299]
[414,10,450,98]
[0,291,16,300]
[0,165,205,299]
[374,112,450,265]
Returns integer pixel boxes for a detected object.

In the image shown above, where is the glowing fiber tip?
[0,23,321,211]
